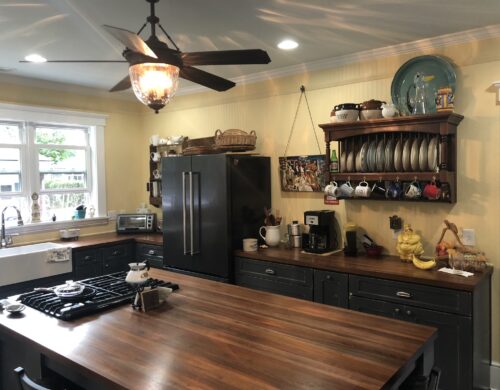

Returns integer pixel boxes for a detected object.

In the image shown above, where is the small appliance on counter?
[344,222,358,257]
[116,213,157,234]
[287,221,302,248]
[302,210,338,254]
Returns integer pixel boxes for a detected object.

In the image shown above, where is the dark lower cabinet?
[313,270,348,308]
[234,257,313,300]
[136,243,163,268]
[349,296,472,390]
[73,242,134,280]
[234,255,491,390]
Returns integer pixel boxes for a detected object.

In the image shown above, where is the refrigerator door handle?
[189,171,194,256]
[182,171,189,255]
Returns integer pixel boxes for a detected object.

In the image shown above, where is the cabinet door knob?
[265,268,276,275]
[394,308,401,314]
[104,264,109,268]
[84,255,92,261]
[148,250,156,255]
[112,250,120,256]
[406,310,412,316]
[396,291,412,299]
[326,275,332,280]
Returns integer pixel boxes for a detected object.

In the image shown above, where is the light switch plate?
[462,229,476,246]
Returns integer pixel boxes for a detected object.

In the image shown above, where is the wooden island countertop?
[0,268,436,390]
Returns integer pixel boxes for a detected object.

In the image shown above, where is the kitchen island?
[0,268,436,389]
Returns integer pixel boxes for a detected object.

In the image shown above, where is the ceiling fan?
[21,0,271,113]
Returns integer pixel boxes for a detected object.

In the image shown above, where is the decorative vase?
[259,225,281,247]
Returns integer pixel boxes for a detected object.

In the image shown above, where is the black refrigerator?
[161,154,270,282]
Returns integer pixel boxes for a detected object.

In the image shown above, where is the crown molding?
[179,24,500,96]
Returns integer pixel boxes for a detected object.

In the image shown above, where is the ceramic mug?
[338,181,354,198]
[404,181,422,199]
[150,134,159,146]
[423,182,441,200]
[151,152,161,162]
[354,180,371,198]
[242,238,258,252]
[324,181,339,197]
[259,225,280,247]
[152,169,161,179]
[371,181,386,198]
[159,138,168,145]
[386,181,403,199]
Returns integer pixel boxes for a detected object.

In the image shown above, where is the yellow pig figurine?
[397,224,424,262]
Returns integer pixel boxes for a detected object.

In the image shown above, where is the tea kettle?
[125,261,150,285]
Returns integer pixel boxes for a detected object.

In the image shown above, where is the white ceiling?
[1,0,500,97]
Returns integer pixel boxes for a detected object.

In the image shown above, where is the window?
[0,103,107,231]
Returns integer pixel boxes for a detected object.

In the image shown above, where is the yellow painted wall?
[142,37,500,361]
[0,78,147,242]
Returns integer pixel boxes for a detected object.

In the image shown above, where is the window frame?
[0,102,108,233]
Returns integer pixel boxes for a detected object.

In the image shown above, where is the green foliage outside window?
[36,130,75,164]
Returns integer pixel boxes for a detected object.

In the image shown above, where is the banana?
[412,255,437,270]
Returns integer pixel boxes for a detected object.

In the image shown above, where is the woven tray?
[214,129,256,147]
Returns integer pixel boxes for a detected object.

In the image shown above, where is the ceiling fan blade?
[102,24,157,59]
[180,66,235,91]
[181,49,271,66]
[19,60,127,63]
[109,75,131,92]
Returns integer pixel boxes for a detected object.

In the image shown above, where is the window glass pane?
[35,127,87,146]
[0,148,21,193]
[39,149,87,190]
[0,197,26,227]
[40,192,90,221]
[0,123,21,144]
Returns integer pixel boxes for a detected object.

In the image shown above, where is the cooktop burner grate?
[17,272,178,320]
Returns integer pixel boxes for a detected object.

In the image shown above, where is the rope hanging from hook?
[283,85,322,157]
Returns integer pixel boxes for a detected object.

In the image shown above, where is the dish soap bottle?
[330,150,339,173]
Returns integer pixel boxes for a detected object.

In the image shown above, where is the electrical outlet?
[392,229,401,240]
[462,229,476,246]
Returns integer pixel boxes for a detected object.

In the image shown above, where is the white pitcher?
[259,225,280,247]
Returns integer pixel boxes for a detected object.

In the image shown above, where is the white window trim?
[0,102,109,233]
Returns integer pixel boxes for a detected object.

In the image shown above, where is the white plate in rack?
[394,139,403,172]
[366,140,377,172]
[340,151,346,173]
[376,139,385,172]
[384,138,395,172]
[428,136,439,171]
[402,138,412,172]
[346,151,354,172]
[410,137,421,172]
[419,138,428,171]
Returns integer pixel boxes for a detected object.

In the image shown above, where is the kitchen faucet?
[1,206,24,248]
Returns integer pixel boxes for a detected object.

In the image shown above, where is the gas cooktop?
[17,272,179,320]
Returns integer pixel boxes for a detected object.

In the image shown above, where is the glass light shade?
[129,63,180,113]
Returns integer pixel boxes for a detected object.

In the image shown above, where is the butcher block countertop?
[55,232,163,248]
[234,247,492,292]
[0,269,436,390]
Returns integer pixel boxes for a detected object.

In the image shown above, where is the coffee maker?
[302,210,338,254]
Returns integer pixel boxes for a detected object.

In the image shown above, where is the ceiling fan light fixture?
[129,62,180,113]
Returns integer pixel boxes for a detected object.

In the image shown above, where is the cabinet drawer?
[349,275,471,315]
[73,249,99,266]
[235,257,313,286]
[101,243,133,260]
[136,244,163,258]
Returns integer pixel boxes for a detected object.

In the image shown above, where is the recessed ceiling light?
[277,39,298,50]
[24,54,47,63]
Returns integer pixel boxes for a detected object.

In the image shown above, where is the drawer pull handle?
[265,268,276,275]
[148,250,156,255]
[396,291,412,299]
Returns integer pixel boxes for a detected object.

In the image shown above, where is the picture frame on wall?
[279,155,327,192]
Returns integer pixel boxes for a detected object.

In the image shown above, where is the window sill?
[5,217,110,235]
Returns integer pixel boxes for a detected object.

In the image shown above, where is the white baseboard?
[492,361,500,390]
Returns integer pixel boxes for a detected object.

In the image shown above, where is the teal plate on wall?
[391,55,456,116]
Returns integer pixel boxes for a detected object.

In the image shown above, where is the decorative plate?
[428,136,439,171]
[376,139,385,172]
[402,138,412,172]
[391,55,456,116]
[340,152,346,173]
[366,140,377,172]
[394,139,403,172]
[346,151,354,172]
